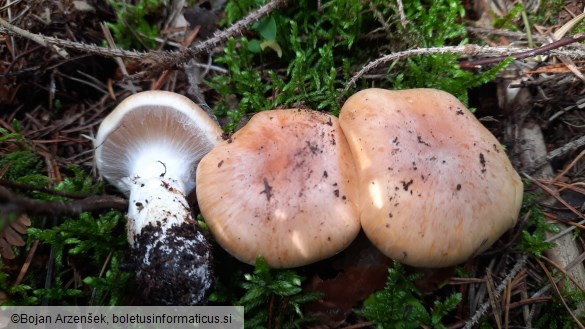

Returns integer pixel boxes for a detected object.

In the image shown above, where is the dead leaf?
[305,265,388,326]
[0,215,31,260]
[0,239,15,260]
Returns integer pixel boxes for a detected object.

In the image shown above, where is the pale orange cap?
[197,109,361,268]
[339,88,523,268]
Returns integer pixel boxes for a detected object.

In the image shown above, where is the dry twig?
[0,15,69,58]
[342,35,585,99]
[0,186,127,216]
[0,0,288,78]
[395,0,407,28]
[460,34,585,69]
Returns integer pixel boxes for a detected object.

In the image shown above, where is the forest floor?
[1,0,585,328]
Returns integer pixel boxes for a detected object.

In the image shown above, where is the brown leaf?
[0,214,31,260]
[10,220,28,234]
[3,226,25,247]
[411,266,457,294]
[11,214,30,235]
[0,238,16,260]
[19,215,31,226]
[305,265,388,326]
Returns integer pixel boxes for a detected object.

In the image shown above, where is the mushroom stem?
[125,173,213,305]
[126,175,190,245]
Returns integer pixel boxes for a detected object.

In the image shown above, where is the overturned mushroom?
[339,88,523,268]
[94,90,223,304]
[196,109,360,268]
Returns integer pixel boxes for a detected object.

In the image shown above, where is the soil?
[131,221,213,305]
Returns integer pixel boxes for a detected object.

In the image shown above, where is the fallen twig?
[0,179,91,199]
[342,37,585,100]
[0,0,288,78]
[0,16,69,58]
[516,123,585,315]
[0,186,128,216]
[459,34,585,69]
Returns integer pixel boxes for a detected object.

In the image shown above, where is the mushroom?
[196,109,360,268]
[339,88,523,268]
[94,90,223,304]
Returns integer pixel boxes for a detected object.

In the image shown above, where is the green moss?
[517,188,558,257]
[208,0,365,131]
[210,0,511,133]
[358,262,462,329]
[106,0,165,50]
[0,123,130,306]
[535,283,585,329]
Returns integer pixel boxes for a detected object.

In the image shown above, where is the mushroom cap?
[196,109,360,268]
[94,90,223,196]
[339,88,523,268]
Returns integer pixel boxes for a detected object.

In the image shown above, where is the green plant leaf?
[260,40,283,57]
[247,39,262,53]
[256,16,277,41]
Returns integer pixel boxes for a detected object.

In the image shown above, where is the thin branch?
[0,16,146,59]
[0,0,288,78]
[14,240,39,286]
[460,34,585,69]
[0,186,128,216]
[395,0,407,28]
[0,16,69,58]
[341,37,585,99]
[182,0,287,63]
[342,45,483,97]
[0,179,92,199]
[522,136,585,175]
[134,0,289,78]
